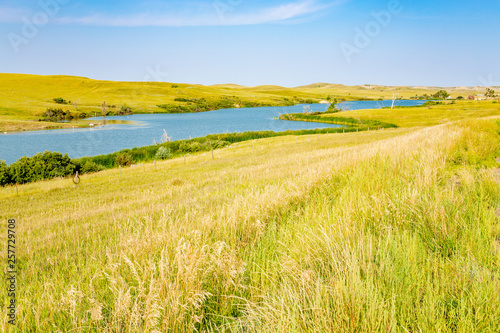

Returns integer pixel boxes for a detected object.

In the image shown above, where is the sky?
[0,0,499,87]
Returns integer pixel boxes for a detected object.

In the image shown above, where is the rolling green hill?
[0,73,494,132]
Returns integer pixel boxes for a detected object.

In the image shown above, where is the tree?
[391,93,399,109]
[326,97,340,113]
[433,90,450,100]
[486,88,495,98]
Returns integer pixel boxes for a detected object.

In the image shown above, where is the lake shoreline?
[1,98,431,133]
[0,100,427,164]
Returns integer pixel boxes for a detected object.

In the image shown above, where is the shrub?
[118,106,132,115]
[42,108,72,121]
[155,147,172,160]
[178,141,203,153]
[8,151,77,185]
[115,153,133,167]
[53,97,68,104]
[80,161,104,174]
[325,103,340,113]
[208,140,230,149]
[0,161,11,186]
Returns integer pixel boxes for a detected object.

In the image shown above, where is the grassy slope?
[0,74,310,131]
[1,115,500,331]
[0,73,494,131]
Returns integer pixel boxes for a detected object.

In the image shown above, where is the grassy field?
[0,73,494,132]
[1,108,500,331]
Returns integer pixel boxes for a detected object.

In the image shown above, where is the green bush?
[117,106,133,115]
[42,108,73,122]
[80,161,104,174]
[8,151,77,185]
[155,147,172,160]
[0,161,11,186]
[53,97,68,104]
[179,141,203,153]
[115,154,133,167]
[325,103,340,113]
[208,140,230,149]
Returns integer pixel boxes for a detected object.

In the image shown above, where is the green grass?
[279,112,398,128]
[1,117,500,331]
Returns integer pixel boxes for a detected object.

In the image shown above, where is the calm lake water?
[0,100,425,164]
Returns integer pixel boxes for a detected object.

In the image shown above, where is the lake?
[0,100,426,164]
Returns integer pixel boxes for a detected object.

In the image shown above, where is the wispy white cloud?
[50,0,340,27]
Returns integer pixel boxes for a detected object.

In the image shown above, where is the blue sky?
[0,0,499,87]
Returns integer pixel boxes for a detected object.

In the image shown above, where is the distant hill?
[0,73,496,132]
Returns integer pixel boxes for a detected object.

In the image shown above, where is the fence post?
[154,159,157,170]
[119,165,121,177]
[16,183,18,196]
[212,148,214,159]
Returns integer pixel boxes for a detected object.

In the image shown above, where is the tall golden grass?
[0,119,499,332]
